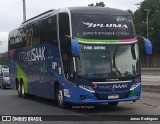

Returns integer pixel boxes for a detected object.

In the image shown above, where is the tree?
[133,0,160,55]
[127,9,133,15]
[88,3,94,6]
[88,2,105,7]
[133,0,160,67]
[0,52,8,65]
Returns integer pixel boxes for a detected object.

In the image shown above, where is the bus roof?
[10,7,130,31]
[22,9,57,25]
[22,7,130,25]
[67,7,130,15]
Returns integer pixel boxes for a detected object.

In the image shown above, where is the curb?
[142,85,160,93]
[141,68,160,75]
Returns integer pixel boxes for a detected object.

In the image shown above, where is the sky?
[0,0,143,53]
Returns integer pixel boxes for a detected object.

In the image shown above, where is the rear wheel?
[18,81,28,98]
[56,85,67,109]
[108,102,119,106]
[21,83,28,99]
[17,83,22,97]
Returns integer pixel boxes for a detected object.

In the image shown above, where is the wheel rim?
[22,84,24,95]
[57,90,63,104]
[18,84,20,95]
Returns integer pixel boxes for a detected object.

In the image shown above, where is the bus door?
[58,13,75,83]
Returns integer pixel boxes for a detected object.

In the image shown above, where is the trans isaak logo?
[18,47,46,62]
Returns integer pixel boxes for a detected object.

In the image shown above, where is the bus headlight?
[64,89,70,97]
[79,85,95,93]
[130,82,141,91]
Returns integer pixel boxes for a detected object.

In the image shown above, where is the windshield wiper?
[105,71,120,77]
[123,71,137,77]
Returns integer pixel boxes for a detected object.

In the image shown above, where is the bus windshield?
[76,43,140,78]
[71,14,135,39]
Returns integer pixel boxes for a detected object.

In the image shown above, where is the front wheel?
[56,85,67,109]
[108,102,119,106]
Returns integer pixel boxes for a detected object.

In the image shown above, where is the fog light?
[136,92,140,96]
[80,95,86,100]
[64,89,70,97]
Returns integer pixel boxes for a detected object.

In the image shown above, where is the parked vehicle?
[0,69,10,89]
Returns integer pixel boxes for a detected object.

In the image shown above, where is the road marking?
[137,101,160,109]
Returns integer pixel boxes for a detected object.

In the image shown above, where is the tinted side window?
[9,15,58,50]
[39,16,58,46]
[59,13,70,41]
[8,28,24,50]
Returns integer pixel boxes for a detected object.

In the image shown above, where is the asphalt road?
[0,88,159,123]
[141,75,160,85]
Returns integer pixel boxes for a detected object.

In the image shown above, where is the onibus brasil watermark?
[2,116,42,122]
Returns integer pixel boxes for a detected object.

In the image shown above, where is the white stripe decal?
[78,40,138,45]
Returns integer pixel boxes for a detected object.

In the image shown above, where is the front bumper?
[64,83,141,104]
[74,96,140,104]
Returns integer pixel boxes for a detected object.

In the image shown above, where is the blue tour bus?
[8,7,141,108]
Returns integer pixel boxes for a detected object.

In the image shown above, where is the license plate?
[108,94,119,99]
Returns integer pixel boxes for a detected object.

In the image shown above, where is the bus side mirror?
[143,38,152,55]
[71,39,80,56]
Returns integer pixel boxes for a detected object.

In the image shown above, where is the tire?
[17,83,22,97]
[18,81,28,98]
[1,82,6,89]
[56,85,67,109]
[21,83,28,99]
[108,102,119,106]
